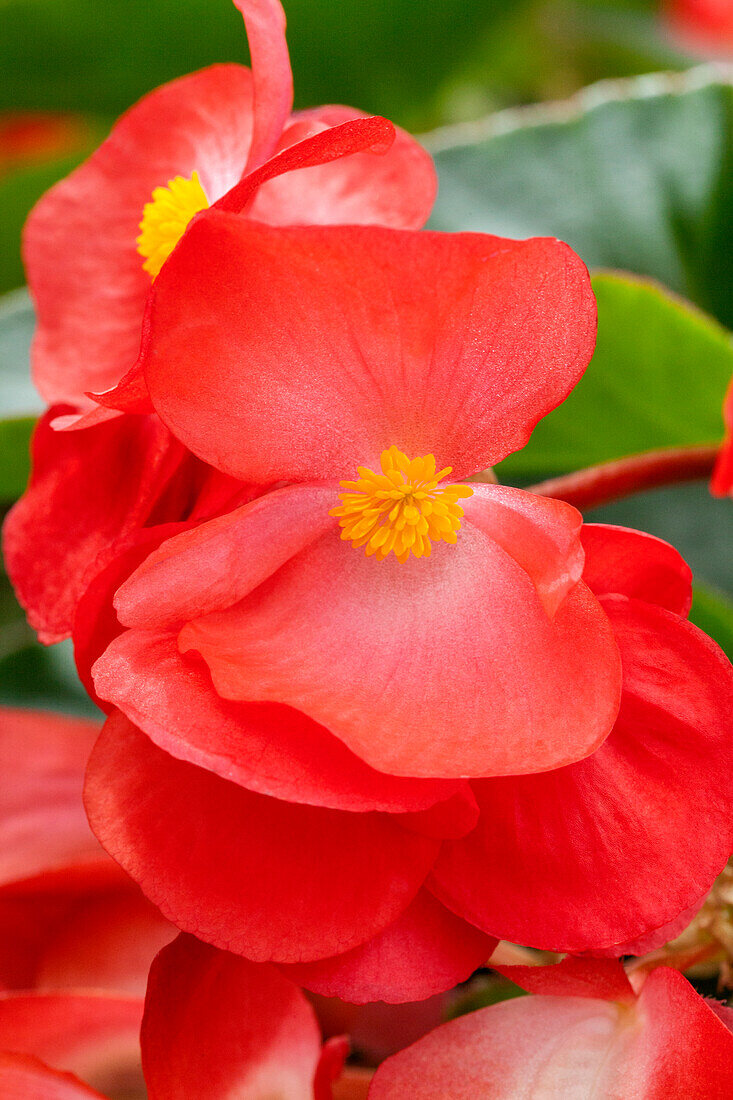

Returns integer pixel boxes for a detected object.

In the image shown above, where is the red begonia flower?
[368,957,733,1098]
[117,217,621,778]
[0,708,173,995]
[86,520,733,994]
[23,0,435,408]
[711,378,733,495]
[6,0,434,647]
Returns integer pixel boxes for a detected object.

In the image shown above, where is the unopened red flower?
[369,956,733,1098]
[83,218,733,999]
[665,0,733,54]
[3,0,435,646]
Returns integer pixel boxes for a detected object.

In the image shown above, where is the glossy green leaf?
[0,290,40,500]
[428,68,733,328]
[496,272,732,478]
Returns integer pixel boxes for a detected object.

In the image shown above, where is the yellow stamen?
[136,171,209,279]
[330,446,473,563]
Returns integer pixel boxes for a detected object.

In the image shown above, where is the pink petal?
[142,934,319,1100]
[581,523,692,616]
[249,105,436,228]
[180,525,620,778]
[282,890,495,1004]
[85,714,440,963]
[142,218,597,482]
[431,597,733,951]
[92,629,462,813]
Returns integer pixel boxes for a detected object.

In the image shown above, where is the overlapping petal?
[178,522,619,778]
[431,597,733,950]
[24,64,255,404]
[580,523,692,616]
[282,890,495,1005]
[142,934,320,1099]
[0,1053,106,1100]
[84,714,440,963]
[141,218,597,483]
[3,411,185,642]
[368,962,733,1098]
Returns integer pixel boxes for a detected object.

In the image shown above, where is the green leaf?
[497,272,732,478]
[428,68,733,328]
[690,584,733,660]
[0,290,40,501]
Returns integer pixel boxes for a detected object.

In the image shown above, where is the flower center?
[331,445,473,563]
[136,171,209,279]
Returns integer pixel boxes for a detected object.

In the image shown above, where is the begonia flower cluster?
[3,0,733,1093]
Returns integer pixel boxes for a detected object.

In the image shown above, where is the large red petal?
[282,890,495,1004]
[92,629,462,813]
[431,597,733,951]
[85,714,439,963]
[180,524,620,778]
[24,65,254,404]
[581,523,692,616]
[2,411,185,643]
[0,1053,106,1100]
[142,218,596,482]
[142,934,319,1100]
[248,105,435,228]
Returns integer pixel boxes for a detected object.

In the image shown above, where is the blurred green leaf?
[497,273,732,478]
[0,289,39,500]
[428,69,733,328]
[690,584,733,660]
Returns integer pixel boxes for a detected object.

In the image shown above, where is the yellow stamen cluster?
[331,446,473,563]
[136,171,209,279]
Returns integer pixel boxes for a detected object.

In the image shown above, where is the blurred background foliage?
[0,0,732,712]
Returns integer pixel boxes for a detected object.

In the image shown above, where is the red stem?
[528,444,719,511]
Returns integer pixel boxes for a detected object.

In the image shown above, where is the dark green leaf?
[0,290,40,501]
[428,69,733,328]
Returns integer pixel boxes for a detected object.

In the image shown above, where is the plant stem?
[528,444,719,511]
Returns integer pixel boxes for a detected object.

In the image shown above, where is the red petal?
[282,890,495,1004]
[431,597,733,951]
[142,218,597,482]
[234,0,293,172]
[249,106,435,228]
[180,526,620,778]
[142,934,319,1100]
[24,65,255,404]
[0,992,143,1096]
[3,411,185,642]
[85,714,439,963]
[494,956,635,1003]
[0,1053,106,1100]
[0,709,104,888]
[464,485,583,617]
[114,482,339,630]
[581,523,692,616]
[92,629,462,813]
[369,965,733,1098]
